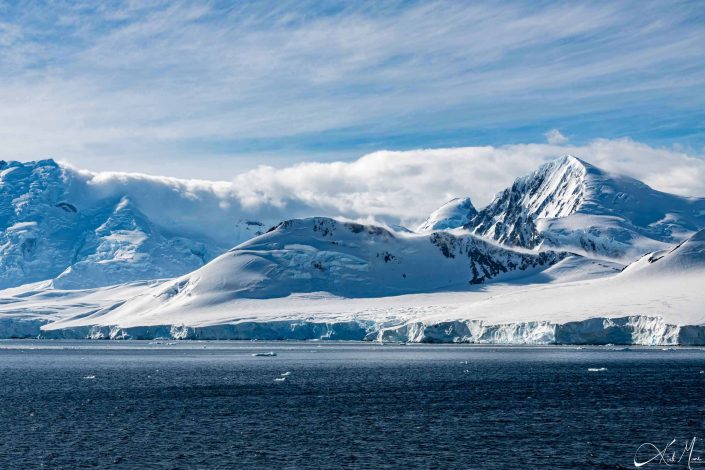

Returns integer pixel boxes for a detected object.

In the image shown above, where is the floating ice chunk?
[252,352,277,357]
[83,375,96,379]
[587,368,607,372]
[280,371,291,376]
[274,377,287,382]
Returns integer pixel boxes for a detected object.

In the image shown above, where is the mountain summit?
[470,155,590,247]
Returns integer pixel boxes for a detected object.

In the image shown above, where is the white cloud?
[57,137,705,235]
[545,129,568,145]
[225,138,705,226]
[62,139,705,230]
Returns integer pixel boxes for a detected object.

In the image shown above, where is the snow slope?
[0,159,269,289]
[448,156,705,262]
[0,254,614,340]
[388,228,705,345]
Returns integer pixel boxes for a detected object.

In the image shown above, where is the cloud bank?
[63,138,705,231]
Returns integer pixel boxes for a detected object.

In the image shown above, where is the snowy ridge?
[622,228,705,276]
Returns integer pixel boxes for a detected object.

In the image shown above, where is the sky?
[0,0,704,180]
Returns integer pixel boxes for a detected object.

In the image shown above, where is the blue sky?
[0,0,704,178]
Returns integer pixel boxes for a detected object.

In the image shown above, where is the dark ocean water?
[1,341,704,469]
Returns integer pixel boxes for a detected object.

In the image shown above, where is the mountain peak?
[467,155,705,259]
[555,154,591,169]
[468,156,591,248]
[416,197,477,232]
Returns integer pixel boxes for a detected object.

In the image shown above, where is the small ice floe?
[587,368,607,372]
[280,371,291,377]
[83,375,96,380]
[700,371,704,374]
[274,377,287,382]
[252,352,277,357]
[661,347,676,351]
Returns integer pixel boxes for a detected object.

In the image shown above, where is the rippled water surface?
[1,341,705,469]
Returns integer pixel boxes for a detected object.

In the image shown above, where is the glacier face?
[29,316,705,345]
[0,159,268,289]
[439,155,705,261]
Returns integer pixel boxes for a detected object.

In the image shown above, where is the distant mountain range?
[1,155,704,344]
[3,155,702,290]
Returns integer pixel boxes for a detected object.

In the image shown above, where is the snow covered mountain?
[416,197,477,232]
[427,155,705,261]
[390,227,705,345]
[133,217,568,305]
[0,159,269,289]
